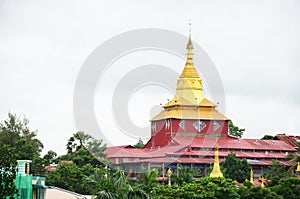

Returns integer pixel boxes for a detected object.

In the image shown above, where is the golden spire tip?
[187,19,193,50]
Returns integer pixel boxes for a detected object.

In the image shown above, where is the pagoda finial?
[210,143,224,178]
[186,19,193,63]
[164,26,205,107]
[188,19,192,34]
[250,168,254,184]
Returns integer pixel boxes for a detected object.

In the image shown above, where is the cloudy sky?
[1,0,299,155]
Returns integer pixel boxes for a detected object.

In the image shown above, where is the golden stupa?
[210,143,224,178]
[296,162,300,172]
[250,168,254,184]
[151,34,228,121]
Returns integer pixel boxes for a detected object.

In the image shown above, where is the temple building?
[105,33,298,179]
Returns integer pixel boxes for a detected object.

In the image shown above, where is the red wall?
[171,119,228,136]
[145,119,228,149]
[144,120,171,148]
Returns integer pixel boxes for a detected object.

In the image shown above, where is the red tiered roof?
[274,135,300,148]
[105,136,298,167]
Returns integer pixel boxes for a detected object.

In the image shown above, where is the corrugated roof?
[106,137,297,160]
[172,137,296,152]
[275,135,300,148]
[116,156,295,167]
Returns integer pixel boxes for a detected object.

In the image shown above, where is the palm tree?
[127,184,150,199]
[139,168,159,193]
[85,168,117,199]
[86,168,150,199]
[173,166,197,185]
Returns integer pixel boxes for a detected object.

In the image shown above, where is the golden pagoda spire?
[186,31,193,65]
[151,25,229,122]
[173,27,204,105]
[210,143,224,178]
[179,32,199,79]
[250,168,254,184]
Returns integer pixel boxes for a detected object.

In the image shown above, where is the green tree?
[152,177,239,199]
[286,153,300,176]
[238,185,282,199]
[86,137,107,162]
[85,168,116,199]
[271,177,300,199]
[43,150,57,166]
[46,162,95,195]
[264,160,287,187]
[222,153,250,183]
[58,132,107,167]
[134,138,145,149]
[0,113,44,176]
[0,145,18,199]
[86,168,149,199]
[228,120,245,138]
[173,166,198,185]
[66,131,92,154]
[261,135,274,140]
[138,168,159,193]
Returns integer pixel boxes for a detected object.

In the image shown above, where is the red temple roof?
[105,136,297,167]
[274,135,300,148]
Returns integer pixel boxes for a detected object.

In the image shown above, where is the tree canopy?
[153,177,240,199]
[264,160,287,187]
[1,112,300,199]
[221,153,250,183]
[86,168,150,199]
[271,177,300,199]
[57,131,107,167]
[134,138,145,149]
[0,113,45,175]
[228,120,245,138]
[261,135,275,140]
[46,162,95,195]
[0,145,18,199]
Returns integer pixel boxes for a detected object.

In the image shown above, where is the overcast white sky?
[1,0,299,155]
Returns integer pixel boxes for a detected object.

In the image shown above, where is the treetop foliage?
[0,145,18,199]
[221,153,250,183]
[1,113,300,198]
[0,113,45,175]
[228,120,245,138]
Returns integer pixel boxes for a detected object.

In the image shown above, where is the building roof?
[114,155,295,167]
[105,34,299,168]
[172,137,296,151]
[151,106,228,121]
[106,137,297,164]
[274,135,300,148]
[105,144,186,158]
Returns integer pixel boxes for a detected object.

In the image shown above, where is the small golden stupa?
[250,168,254,185]
[295,162,300,172]
[210,143,224,178]
[260,176,265,188]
